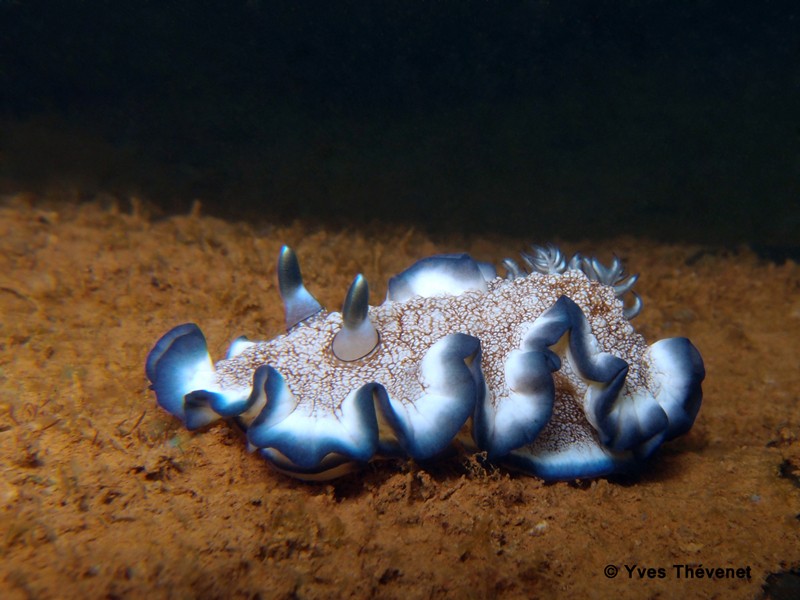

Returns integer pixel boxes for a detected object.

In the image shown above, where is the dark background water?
[1,1,798,247]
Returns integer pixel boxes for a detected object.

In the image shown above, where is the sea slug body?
[146,244,705,481]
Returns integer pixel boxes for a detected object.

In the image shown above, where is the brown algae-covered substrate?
[0,196,798,599]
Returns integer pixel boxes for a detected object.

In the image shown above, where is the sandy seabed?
[0,194,798,599]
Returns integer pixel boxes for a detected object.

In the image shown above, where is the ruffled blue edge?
[145,257,704,481]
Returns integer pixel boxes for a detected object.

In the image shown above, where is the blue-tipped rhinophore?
[278,245,323,330]
[332,274,380,362]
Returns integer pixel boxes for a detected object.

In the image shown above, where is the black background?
[1,1,798,246]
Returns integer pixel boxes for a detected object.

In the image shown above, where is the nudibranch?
[146,244,704,481]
